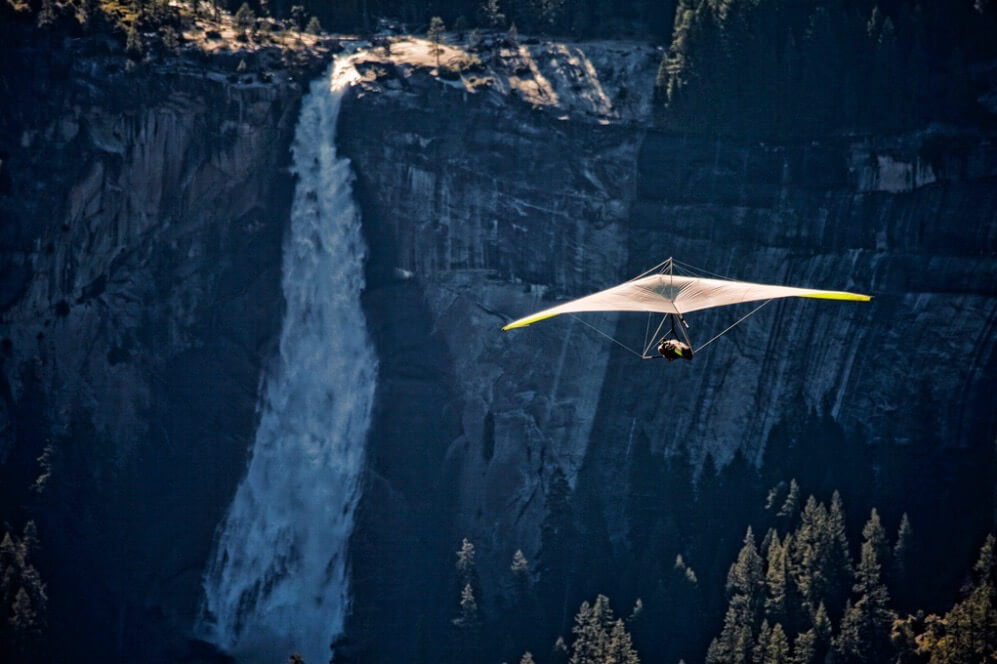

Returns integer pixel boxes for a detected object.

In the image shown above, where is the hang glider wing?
[502,272,871,331]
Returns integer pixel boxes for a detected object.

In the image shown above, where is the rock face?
[0,33,309,660]
[2,28,995,662]
[337,37,996,660]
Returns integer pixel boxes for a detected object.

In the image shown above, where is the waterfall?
[197,56,375,664]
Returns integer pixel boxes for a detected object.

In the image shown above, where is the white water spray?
[197,57,375,664]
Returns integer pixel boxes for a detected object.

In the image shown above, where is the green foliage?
[289,4,305,29]
[160,25,179,52]
[0,525,47,660]
[234,2,255,27]
[778,480,800,522]
[454,583,481,627]
[709,528,765,664]
[655,0,997,135]
[482,0,506,27]
[427,16,445,69]
[305,15,322,34]
[569,595,639,664]
[456,537,475,577]
[36,0,55,27]
[891,513,914,607]
[125,22,143,59]
[761,623,790,664]
[787,493,852,619]
[833,509,896,663]
[534,0,565,30]
[916,534,997,664]
[764,533,789,625]
[511,548,528,575]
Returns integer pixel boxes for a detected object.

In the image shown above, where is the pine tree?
[456,537,479,589]
[764,623,790,664]
[161,25,179,52]
[37,0,56,28]
[711,528,765,664]
[753,620,791,664]
[833,510,895,663]
[235,2,255,27]
[1,526,46,659]
[535,0,565,31]
[861,509,889,573]
[482,0,506,27]
[1,532,18,651]
[789,496,826,613]
[765,533,787,623]
[778,480,800,521]
[790,629,816,664]
[520,652,535,664]
[570,596,610,664]
[305,16,322,35]
[76,0,99,30]
[511,549,528,585]
[918,534,997,663]
[290,5,306,29]
[765,482,787,512]
[126,23,143,60]
[507,548,534,655]
[789,493,852,618]
[727,527,764,613]
[753,620,772,664]
[569,595,639,664]
[812,603,832,657]
[826,491,855,613]
[891,513,913,606]
[10,587,39,650]
[428,16,446,71]
[608,617,640,664]
[454,583,480,627]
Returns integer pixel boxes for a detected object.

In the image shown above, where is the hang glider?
[501,258,871,360]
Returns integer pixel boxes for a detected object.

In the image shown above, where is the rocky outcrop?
[337,37,997,660]
[0,27,318,661]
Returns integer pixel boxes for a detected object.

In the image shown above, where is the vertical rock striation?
[0,34,314,660]
[336,38,996,659]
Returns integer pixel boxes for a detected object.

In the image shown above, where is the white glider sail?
[502,272,870,330]
[501,258,871,357]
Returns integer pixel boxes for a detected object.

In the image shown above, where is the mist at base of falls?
[196,57,375,664]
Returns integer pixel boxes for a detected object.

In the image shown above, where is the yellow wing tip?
[502,312,561,331]
[803,291,873,302]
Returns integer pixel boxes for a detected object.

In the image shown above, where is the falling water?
[197,56,375,664]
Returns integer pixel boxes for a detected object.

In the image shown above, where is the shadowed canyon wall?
[1,29,994,662]
[0,30,316,660]
[336,40,996,661]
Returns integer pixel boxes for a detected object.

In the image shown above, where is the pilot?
[658,338,693,362]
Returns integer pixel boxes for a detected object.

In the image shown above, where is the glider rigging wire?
[502,257,871,360]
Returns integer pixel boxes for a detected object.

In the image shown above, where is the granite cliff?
[336,36,997,660]
[0,23,332,660]
[1,24,994,662]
